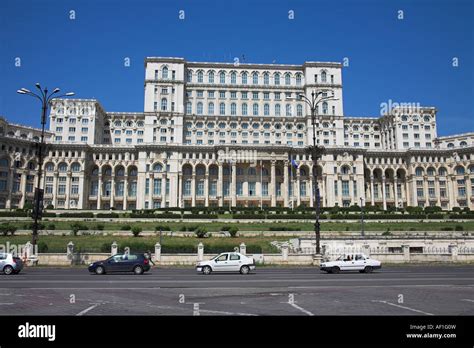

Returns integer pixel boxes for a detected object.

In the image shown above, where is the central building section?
[141,57,345,209]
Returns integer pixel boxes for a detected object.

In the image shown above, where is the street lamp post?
[17,84,74,248]
[288,90,338,260]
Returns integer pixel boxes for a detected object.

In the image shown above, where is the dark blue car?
[88,253,152,275]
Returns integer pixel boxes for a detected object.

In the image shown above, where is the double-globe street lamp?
[17,84,74,248]
[287,90,338,261]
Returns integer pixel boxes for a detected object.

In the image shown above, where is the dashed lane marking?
[76,303,101,316]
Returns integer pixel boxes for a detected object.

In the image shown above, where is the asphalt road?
[0,266,473,316]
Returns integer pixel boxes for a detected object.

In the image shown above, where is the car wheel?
[202,266,212,275]
[95,266,105,275]
[3,265,14,275]
[364,266,373,273]
[332,266,340,274]
[240,265,250,275]
[133,266,144,275]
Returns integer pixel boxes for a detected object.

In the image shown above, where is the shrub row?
[98,243,262,254]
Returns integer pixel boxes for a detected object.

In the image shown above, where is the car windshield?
[336,255,345,261]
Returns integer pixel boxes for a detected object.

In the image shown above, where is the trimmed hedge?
[96,213,119,218]
[59,212,94,218]
[449,214,474,219]
[0,211,28,217]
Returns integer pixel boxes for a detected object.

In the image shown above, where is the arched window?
[285,73,291,85]
[45,162,54,172]
[252,103,259,116]
[297,104,303,116]
[196,166,205,175]
[231,103,237,115]
[469,165,474,174]
[186,70,192,83]
[208,102,215,115]
[263,73,269,85]
[153,163,163,172]
[186,102,192,114]
[460,141,467,147]
[161,98,167,111]
[197,102,203,115]
[28,162,36,170]
[286,104,292,116]
[162,66,168,79]
[242,103,248,116]
[322,102,328,114]
[439,167,447,176]
[300,168,307,176]
[71,163,81,172]
[248,167,256,176]
[401,115,408,121]
[230,71,236,84]
[264,104,270,116]
[447,143,454,148]
[129,167,138,176]
[58,163,68,172]
[103,167,112,176]
[219,103,226,115]
[116,167,125,176]
[274,73,280,85]
[219,71,226,84]
[341,166,350,175]
[321,70,327,83]
[275,104,281,116]
[197,70,204,83]
[183,166,192,175]
[456,166,465,175]
[252,72,258,85]
[262,168,269,176]
[427,167,435,176]
[423,115,430,122]
[91,167,99,176]
[209,166,218,176]
[208,71,215,83]
[207,122,215,129]
[295,73,302,86]
[415,167,423,176]
[241,72,248,84]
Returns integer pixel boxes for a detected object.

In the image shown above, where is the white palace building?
[0,57,473,211]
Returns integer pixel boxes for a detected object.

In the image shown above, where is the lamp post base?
[312,253,323,266]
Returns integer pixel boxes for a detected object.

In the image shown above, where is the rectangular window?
[342,181,349,197]
[334,180,338,196]
[210,181,217,196]
[145,178,150,195]
[58,184,66,195]
[236,181,243,196]
[300,181,306,197]
[262,182,268,196]
[129,181,137,197]
[248,182,256,196]
[153,178,162,195]
[223,181,230,196]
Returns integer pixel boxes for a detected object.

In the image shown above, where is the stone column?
[423,176,429,208]
[111,241,118,256]
[110,170,115,210]
[405,180,411,208]
[321,174,326,207]
[231,162,237,207]
[447,174,455,210]
[162,173,167,207]
[465,174,472,209]
[5,167,13,209]
[148,173,154,209]
[191,170,196,207]
[204,170,209,207]
[78,174,85,209]
[19,172,27,208]
[239,242,246,255]
[154,242,161,263]
[411,176,418,207]
[270,160,276,207]
[394,177,399,208]
[178,172,183,208]
[281,242,289,261]
[309,166,314,208]
[382,176,387,210]
[402,244,410,262]
[123,175,128,210]
[435,176,441,207]
[65,171,72,209]
[217,163,223,207]
[96,174,102,210]
[197,242,204,261]
[283,161,289,207]
[370,175,375,206]
[449,244,458,262]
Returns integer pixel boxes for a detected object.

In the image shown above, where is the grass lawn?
[7,220,474,232]
[0,235,287,254]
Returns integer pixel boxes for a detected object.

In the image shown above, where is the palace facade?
[1,57,473,210]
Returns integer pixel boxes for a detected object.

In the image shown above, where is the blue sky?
[1,0,473,136]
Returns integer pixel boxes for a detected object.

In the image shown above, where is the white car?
[196,252,255,275]
[320,253,381,273]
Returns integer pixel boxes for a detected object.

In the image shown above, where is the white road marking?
[285,302,314,316]
[0,303,14,305]
[199,309,257,316]
[371,300,434,316]
[76,303,101,316]
[461,299,474,303]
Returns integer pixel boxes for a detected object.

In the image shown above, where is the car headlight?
[320,264,325,267]
[89,263,94,266]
